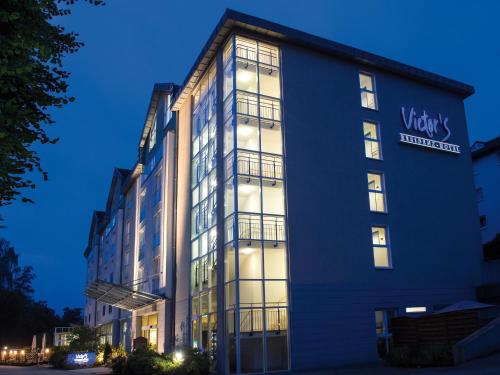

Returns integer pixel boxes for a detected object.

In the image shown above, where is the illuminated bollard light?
[174,350,184,363]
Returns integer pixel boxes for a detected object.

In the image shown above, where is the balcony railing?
[236,92,281,123]
[261,154,283,179]
[236,214,286,242]
[238,307,288,334]
[263,216,286,242]
[235,45,279,67]
[236,93,258,117]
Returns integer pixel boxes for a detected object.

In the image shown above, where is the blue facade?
[279,42,481,369]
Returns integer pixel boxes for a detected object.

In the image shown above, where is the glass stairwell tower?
[222,35,290,374]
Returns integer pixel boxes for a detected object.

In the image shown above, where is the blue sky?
[2,0,499,313]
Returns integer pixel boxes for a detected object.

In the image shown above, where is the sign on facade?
[400,107,461,154]
[66,352,96,366]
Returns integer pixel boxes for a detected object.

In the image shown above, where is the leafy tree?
[0,238,35,295]
[0,0,103,206]
[0,237,83,347]
[61,306,83,325]
[68,325,100,352]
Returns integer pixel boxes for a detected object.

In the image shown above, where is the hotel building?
[471,136,500,303]
[84,10,482,373]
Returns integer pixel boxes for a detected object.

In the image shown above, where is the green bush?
[49,347,69,369]
[103,343,112,364]
[111,347,210,375]
[385,343,453,367]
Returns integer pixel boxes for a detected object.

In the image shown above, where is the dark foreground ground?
[1,353,500,375]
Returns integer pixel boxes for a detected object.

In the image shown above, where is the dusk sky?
[2,0,499,313]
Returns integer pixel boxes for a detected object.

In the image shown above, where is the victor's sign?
[399,107,460,154]
[67,352,96,366]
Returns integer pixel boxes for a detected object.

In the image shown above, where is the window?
[102,305,105,316]
[153,214,161,248]
[406,306,426,313]
[149,113,157,150]
[480,215,487,228]
[139,228,145,260]
[375,309,397,358]
[152,256,160,275]
[363,121,382,159]
[367,172,386,212]
[140,191,146,222]
[125,220,131,246]
[165,95,172,126]
[476,187,484,202]
[108,305,112,314]
[372,226,391,268]
[359,73,377,110]
[154,172,162,204]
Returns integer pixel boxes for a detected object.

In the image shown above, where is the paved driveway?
[0,365,111,375]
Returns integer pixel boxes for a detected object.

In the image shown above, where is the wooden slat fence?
[392,310,480,347]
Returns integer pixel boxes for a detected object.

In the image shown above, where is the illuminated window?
[165,95,172,126]
[149,113,157,151]
[372,226,391,268]
[359,73,377,110]
[367,172,386,212]
[363,121,382,159]
[406,306,426,313]
[139,191,146,222]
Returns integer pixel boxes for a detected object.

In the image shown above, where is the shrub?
[111,347,210,375]
[385,343,453,367]
[49,347,69,369]
[103,343,112,364]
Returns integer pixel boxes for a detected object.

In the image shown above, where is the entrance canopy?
[85,280,165,311]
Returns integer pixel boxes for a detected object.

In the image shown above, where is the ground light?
[174,350,184,363]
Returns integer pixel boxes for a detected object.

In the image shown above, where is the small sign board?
[66,352,96,366]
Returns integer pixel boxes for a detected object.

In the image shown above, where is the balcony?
[237,214,286,242]
[236,92,280,123]
[235,44,279,67]
[237,307,288,334]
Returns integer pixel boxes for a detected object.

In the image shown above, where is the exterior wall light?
[174,350,184,363]
[21,350,25,355]
[45,348,50,354]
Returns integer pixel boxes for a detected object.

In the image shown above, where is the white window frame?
[367,172,388,213]
[363,120,383,160]
[375,308,397,354]
[371,225,392,269]
[359,72,378,110]
[149,112,157,151]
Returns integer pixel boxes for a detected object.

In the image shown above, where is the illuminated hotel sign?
[399,107,460,154]
[67,352,96,366]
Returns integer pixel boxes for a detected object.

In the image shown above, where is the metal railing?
[237,215,286,242]
[235,45,279,67]
[263,216,286,242]
[238,307,288,334]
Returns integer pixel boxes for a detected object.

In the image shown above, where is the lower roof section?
[85,280,165,311]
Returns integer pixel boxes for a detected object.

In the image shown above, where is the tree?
[0,238,83,347]
[61,306,83,325]
[0,0,103,207]
[0,238,35,295]
[68,326,100,352]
